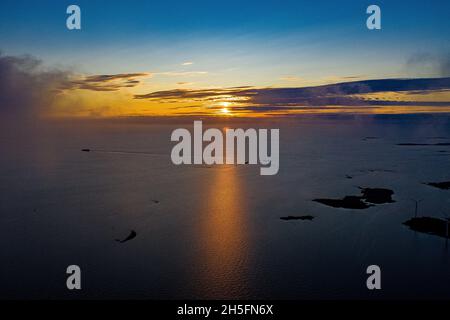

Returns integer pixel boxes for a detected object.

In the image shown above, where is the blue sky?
[1,0,448,79]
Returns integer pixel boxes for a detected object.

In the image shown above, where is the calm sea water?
[1,115,450,299]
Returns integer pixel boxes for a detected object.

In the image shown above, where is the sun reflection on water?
[196,165,250,298]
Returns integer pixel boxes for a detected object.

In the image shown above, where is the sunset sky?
[0,0,449,117]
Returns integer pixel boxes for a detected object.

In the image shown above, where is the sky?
[0,0,449,117]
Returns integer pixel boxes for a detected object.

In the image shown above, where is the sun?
[218,102,232,115]
[221,107,230,115]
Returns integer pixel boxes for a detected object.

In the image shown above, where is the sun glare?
[221,107,230,115]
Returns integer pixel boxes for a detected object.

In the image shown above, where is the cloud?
[441,54,450,77]
[406,53,450,77]
[2,51,449,120]
[66,73,150,92]
[134,87,256,100]
[321,75,366,83]
[0,53,70,123]
[181,62,194,66]
[280,76,303,82]
[154,71,208,77]
[134,77,450,112]
[82,73,149,82]
[0,53,153,121]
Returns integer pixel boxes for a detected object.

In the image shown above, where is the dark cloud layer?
[135,77,450,112]
[65,73,149,92]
